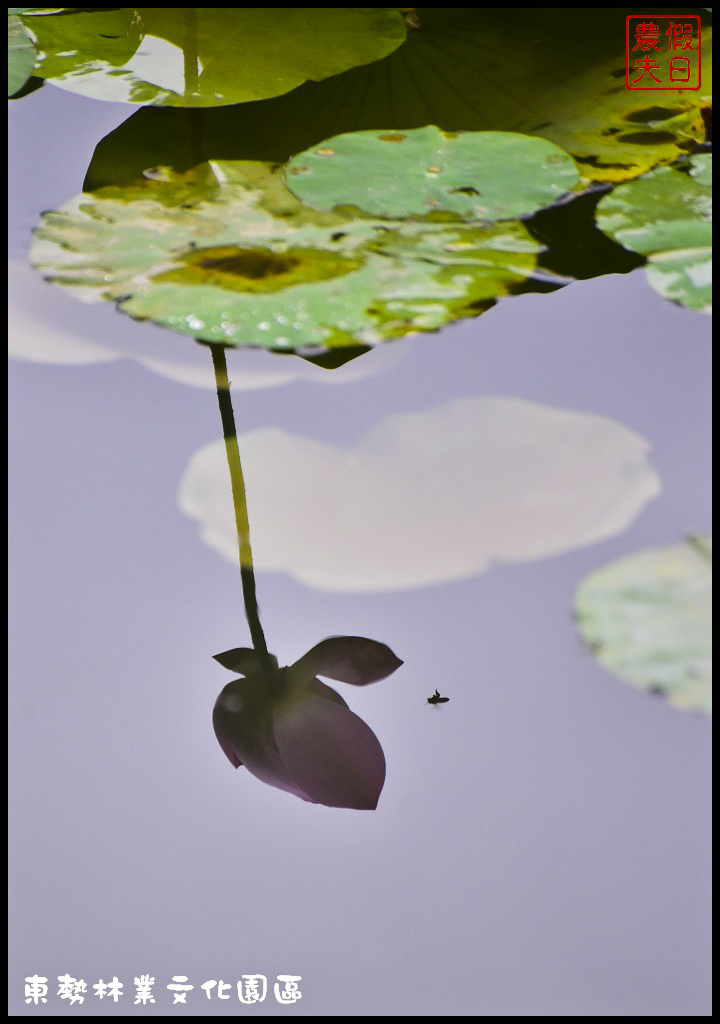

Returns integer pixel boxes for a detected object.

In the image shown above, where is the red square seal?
[626,15,701,90]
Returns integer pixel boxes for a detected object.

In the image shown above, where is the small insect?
[427,689,450,705]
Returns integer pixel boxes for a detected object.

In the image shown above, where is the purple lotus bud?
[213,638,402,810]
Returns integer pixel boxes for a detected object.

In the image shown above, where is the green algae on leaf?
[575,536,712,715]
[20,7,407,107]
[596,154,712,314]
[30,160,543,351]
[285,128,580,221]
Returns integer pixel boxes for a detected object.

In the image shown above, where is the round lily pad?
[20,7,407,106]
[575,535,712,715]
[286,127,580,221]
[30,160,542,351]
[596,154,712,314]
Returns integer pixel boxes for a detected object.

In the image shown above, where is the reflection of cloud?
[8,259,401,389]
[178,397,662,592]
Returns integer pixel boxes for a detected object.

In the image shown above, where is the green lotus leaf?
[8,14,37,96]
[84,8,711,191]
[285,127,580,221]
[30,160,542,351]
[20,7,407,107]
[596,154,712,314]
[575,536,712,715]
[689,153,712,188]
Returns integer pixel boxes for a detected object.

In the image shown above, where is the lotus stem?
[210,343,274,675]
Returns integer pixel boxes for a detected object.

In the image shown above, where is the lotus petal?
[289,636,404,686]
[272,694,386,810]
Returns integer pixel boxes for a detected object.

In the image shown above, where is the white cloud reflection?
[8,259,402,390]
[178,396,661,592]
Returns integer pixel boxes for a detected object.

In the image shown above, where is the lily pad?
[596,154,712,314]
[8,14,37,96]
[31,160,543,351]
[20,7,407,106]
[84,8,711,190]
[575,536,712,715]
[285,127,579,220]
